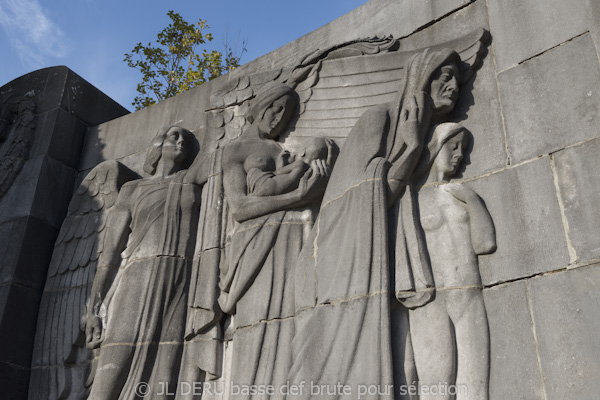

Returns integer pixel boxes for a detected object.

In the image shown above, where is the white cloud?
[0,0,71,68]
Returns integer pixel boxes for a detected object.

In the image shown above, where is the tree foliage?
[124,10,246,110]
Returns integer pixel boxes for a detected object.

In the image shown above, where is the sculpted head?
[143,125,198,175]
[298,137,330,163]
[404,48,461,119]
[416,122,470,183]
[247,82,298,140]
[428,62,460,117]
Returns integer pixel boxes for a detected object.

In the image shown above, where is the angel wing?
[205,29,488,154]
[286,28,490,144]
[204,36,400,152]
[29,160,139,400]
[0,95,36,199]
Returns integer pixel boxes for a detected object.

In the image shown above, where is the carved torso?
[419,185,481,289]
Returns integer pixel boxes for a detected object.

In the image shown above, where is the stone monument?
[1,0,600,399]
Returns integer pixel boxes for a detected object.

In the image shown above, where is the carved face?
[429,63,460,116]
[161,126,190,166]
[259,94,295,139]
[434,131,466,181]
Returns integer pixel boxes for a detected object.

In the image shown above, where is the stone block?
[233,0,472,77]
[0,361,30,399]
[498,34,600,164]
[589,0,600,56]
[17,217,57,291]
[0,283,42,368]
[0,219,25,287]
[1,66,128,125]
[0,156,42,226]
[483,282,545,400]
[553,138,600,263]
[1,67,69,116]
[398,0,507,178]
[0,216,54,292]
[30,157,77,229]
[528,265,600,399]
[467,157,569,285]
[59,69,128,127]
[80,78,215,171]
[487,0,589,71]
[29,108,88,170]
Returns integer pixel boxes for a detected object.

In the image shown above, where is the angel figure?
[289,47,466,399]
[218,81,335,399]
[83,125,212,399]
[410,122,496,400]
[29,160,139,400]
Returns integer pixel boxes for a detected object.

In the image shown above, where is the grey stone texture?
[553,138,600,263]
[487,0,589,72]
[484,281,545,400]
[469,157,570,285]
[80,79,218,172]
[528,265,600,400]
[498,33,600,165]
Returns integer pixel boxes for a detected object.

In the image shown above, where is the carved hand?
[298,167,326,199]
[399,92,430,149]
[85,313,104,350]
[324,138,338,174]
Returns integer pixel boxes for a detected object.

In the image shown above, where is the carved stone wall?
[1,0,600,399]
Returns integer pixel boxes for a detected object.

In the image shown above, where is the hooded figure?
[289,48,462,400]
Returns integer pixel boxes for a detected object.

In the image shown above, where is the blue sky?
[0,0,368,111]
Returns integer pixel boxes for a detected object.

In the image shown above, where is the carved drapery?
[30,30,496,400]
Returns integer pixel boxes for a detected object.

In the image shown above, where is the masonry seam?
[549,154,578,263]
[525,281,549,400]
[397,0,478,41]
[484,0,512,166]
[497,31,590,75]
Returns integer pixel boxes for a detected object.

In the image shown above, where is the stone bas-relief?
[410,123,496,399]
[29,29,495,399]
[219,81,336,399]
[0,94,36,199]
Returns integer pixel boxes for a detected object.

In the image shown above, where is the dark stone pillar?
[0,66,128,398]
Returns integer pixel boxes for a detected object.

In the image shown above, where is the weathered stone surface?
[498,34,600,164]
[0,66,127,123]
[236,0,472,76]
[0,156,42,225]
[589,0,600,56]
[59,69,129,126]
[80,77,218,170]
[0,361,30,399]
[528,265,600,400]
[0,217,57,291]
[468,157,569,285]
[30,157,77,229]
[487,0,589,72]
[29,108,88,170]
[484,282,545,400]
[0,284,42,367]
[553,138,600,263]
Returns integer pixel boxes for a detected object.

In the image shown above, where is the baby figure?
[245,137,336,196]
